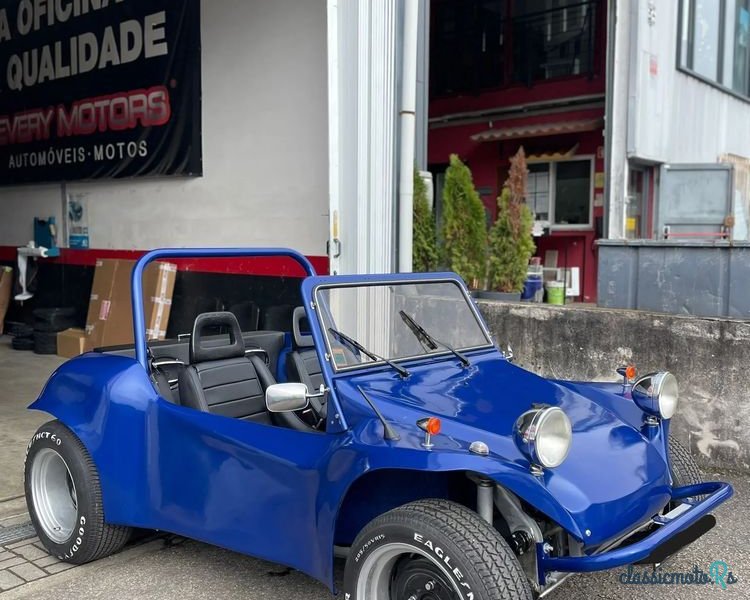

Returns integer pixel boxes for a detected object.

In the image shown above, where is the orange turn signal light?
[625,365,637,381]
[417,416,442,436]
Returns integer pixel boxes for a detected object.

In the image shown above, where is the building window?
[679,0,750,96]
[525,159,593,228]
[512,0,597,86]
[430,0,600,97]
[527,164,551,222]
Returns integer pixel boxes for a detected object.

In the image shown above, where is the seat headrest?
[190,312,246,363]
[292,306,314,348]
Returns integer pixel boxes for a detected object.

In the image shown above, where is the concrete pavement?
[0,338,64,501]
[1,474,746,599]
[0,335,746,599]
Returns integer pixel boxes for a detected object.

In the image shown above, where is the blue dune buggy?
[24,248,732,599]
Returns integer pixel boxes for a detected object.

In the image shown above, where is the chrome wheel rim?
[357,542,462,599]
[30,448,78,544]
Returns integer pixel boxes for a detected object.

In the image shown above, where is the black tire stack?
[10,323,35,351]
[28,308,76,355]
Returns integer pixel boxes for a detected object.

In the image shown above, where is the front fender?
[333,418,586,545]
[30,353,156,527]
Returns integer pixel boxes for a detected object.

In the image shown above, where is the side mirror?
[265,383,310,413]
[502,344,515,363]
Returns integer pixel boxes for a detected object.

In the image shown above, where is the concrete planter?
[473,290,522,302]
[598,240,750,318]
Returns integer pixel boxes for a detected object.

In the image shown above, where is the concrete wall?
[478,301,749,472]
[0,0,329,256]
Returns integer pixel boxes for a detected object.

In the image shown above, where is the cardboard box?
[57,328,87,358]
[0,266,12,335]
[85,259,177,350]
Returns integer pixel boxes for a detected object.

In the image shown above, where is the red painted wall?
[0,247,329,278]
[430,76,606,120]
[428,109,604,303]
[429,108,605,212]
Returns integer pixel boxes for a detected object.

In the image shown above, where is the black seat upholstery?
[179,312,273,424]
[287,307,325,401]
[179,311,314,432]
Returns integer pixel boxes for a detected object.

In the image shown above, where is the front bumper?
[538,481,733,583]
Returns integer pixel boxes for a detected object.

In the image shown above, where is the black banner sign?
[0,0,202,185]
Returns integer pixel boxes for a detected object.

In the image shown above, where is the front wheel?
[669,437,703,487]
[344,499,533,600]
[24,420,132,564]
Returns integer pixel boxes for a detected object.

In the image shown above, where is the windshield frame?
[312,276,494,374]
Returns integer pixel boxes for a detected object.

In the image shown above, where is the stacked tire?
[31,308,76,355]
[10,323,35,351]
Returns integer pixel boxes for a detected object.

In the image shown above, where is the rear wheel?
[24,421,131,564]
[344,499,533,600]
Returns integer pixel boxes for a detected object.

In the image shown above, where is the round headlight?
[516,406,572,469]
[632,372,679,419]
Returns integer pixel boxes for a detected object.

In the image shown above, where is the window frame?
[677,0,750,103]
[312,278,494,374]
[525,156,595,230]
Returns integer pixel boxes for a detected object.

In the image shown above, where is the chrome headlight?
[632,372,679,419]
[515,406,572,469]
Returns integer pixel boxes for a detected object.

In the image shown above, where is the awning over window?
[527,143,580,162]
[470,118,604,142]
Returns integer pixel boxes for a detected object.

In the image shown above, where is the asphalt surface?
[0,336,746,599]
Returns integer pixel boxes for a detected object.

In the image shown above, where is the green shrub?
[487,148,536,293]
[412,168,438,272]
[440,155,487,287]
[487,187,536,292]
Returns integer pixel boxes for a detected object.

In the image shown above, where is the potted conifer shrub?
[484,148,536,301]
[412,168,438,272]
[440,155,487,289]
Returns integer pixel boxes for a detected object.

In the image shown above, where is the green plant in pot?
[412,167,438,272]
[485,148,536,301]
[440,154,487,289]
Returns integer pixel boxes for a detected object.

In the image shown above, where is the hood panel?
[340,351,671,545]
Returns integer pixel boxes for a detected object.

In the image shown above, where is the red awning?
[471,118,604,142]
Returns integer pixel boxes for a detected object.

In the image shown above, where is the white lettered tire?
[344,498,533,600]
[24,420,131,564]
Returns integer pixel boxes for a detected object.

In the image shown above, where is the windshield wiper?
[399,310,470,368]
[328,327,411,378]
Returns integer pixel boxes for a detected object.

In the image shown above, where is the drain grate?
[0,522,36,546]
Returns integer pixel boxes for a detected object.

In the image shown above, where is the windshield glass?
[315,280,491,370]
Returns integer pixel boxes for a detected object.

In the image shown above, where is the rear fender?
[29,353,156,527]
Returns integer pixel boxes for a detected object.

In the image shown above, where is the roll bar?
[131,248,317,369]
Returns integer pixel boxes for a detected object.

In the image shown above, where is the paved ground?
[0,335,746,599]
[0,338,64,501]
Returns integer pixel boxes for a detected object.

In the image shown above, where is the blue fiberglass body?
[29,248,732,592]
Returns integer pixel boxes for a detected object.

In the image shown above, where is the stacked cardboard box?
[84,258,177,350]
[57,328,86,358]
[80,259,177,352]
